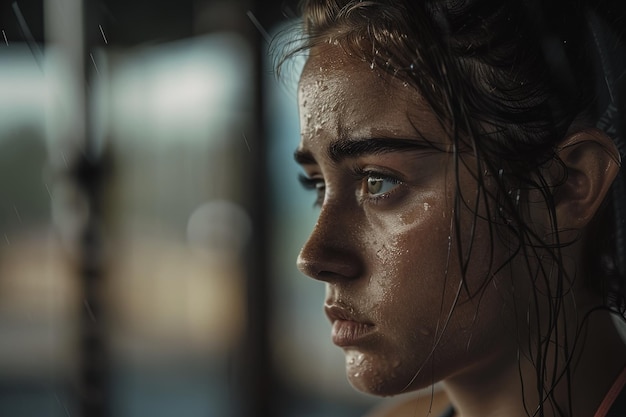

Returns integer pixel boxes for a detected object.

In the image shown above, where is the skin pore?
[295,44,626,417]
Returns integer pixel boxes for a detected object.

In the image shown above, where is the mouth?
[325,304,375,347]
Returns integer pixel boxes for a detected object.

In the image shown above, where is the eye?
[298,174,325,206]
[364,174,401,197]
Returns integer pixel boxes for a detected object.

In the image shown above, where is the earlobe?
[552,128,621,229]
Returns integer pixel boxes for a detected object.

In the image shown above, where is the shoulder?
[364,388,450,417]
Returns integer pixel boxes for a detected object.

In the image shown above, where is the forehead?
[298,44,442,144]
[299,45,396,103]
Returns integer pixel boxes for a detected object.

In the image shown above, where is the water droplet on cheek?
[423,202,430,211]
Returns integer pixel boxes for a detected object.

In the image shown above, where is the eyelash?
[298,174,325,207]
[298,169,403,207]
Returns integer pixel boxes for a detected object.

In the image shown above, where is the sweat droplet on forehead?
[298,45,449,149]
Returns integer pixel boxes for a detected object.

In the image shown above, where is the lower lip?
[331,320,374,347]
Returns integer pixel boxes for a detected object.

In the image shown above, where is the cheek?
[368,196,452,323]
[378,192,455,297]
[342,164,529,395]
[344,202,456,393]
[378,228,450,334]
[349,196,521,394]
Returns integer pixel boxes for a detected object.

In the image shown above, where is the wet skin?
[295,45,531,396]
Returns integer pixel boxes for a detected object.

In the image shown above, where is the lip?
[325,305,375,347]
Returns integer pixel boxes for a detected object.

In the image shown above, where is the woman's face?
[295,45,530,396]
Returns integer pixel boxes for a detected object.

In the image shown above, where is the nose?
[296,202,363,282]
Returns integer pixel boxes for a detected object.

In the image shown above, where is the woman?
[287,0,626,416]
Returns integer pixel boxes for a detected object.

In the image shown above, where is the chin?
[345,352,428,397]
[348,372,423,397]
[350,379,400,397]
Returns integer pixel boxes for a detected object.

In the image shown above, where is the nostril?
[297,248,362,282]
[315,269,343,281]
[297,258,330,280]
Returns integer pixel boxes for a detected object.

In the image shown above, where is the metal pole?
[44,0,109,416]
[240,1,275,415]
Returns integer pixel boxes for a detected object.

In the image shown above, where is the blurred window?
[0,12,252,417]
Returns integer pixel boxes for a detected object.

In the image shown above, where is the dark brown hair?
[282,0,626,309]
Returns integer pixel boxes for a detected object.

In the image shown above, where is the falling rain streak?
[242,132,252,152]
[84,299,97,323]
[2,30,7,46]
[98,24,108,44]
[12,2,42,65]
[90,53,100,74]
[13,205,22,223]
[54,392,72,417]
[44,183,53,201]
[246,11,271,44]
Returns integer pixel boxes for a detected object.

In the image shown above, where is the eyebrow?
[294,137,438,165]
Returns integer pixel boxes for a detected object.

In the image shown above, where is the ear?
[552,128,621,229]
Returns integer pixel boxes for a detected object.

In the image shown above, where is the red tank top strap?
[593,365,626,417]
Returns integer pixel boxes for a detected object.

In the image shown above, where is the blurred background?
[0,0,385,416]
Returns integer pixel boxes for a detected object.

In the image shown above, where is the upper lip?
[325,303,373,325]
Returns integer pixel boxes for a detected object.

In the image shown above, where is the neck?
[443,309,626,417]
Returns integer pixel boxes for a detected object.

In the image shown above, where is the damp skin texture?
[295,44,532,397]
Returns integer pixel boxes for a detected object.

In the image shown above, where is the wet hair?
[280,0,626,414]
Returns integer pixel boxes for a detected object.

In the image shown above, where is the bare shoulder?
[364,388,450,417]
